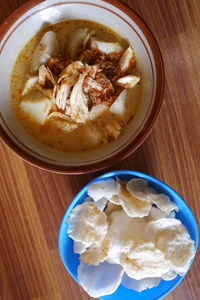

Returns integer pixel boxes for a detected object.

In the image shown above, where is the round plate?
[58,170,198,300]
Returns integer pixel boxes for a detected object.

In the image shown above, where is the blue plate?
[58,170,199,300]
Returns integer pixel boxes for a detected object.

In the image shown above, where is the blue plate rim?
[58,170,199,300]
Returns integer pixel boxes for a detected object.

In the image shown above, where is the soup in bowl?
[0,0,164,173]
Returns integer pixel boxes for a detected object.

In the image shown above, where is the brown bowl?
[0,0,164,174]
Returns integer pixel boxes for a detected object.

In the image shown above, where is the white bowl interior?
[0,0,156,166]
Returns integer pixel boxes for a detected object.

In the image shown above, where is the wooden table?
[0,0,200,299]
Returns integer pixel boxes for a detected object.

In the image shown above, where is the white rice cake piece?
[119,46,135,73]
[109,90,127,116]
[19,90,52,124]
[91,38,123,54]
[31,31,58,72]
[67,28,91,59]
[89,104,108,120]
[22,75,38,96]
[116,75,140,88]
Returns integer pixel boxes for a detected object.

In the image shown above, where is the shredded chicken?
[38,65,56,87]
[23,27,141,145]
[35,65,57,100]
[53,80,72,111]
[53,61,85,110]
[58,61,85,83]
[70,73,89,123]
[47,112,78,133]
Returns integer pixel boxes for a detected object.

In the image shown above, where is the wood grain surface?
[0,0,200,299]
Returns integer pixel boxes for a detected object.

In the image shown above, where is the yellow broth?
[10,20,141,153]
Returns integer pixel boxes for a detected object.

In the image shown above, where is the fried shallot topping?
[47,55,72,75]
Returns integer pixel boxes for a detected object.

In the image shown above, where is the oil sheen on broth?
[10,20,141,153]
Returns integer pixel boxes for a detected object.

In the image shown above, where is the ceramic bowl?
[58,170,198,300]
[0,0,164,173]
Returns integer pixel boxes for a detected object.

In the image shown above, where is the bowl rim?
[58,170,199,299]
[0,0,165,174]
